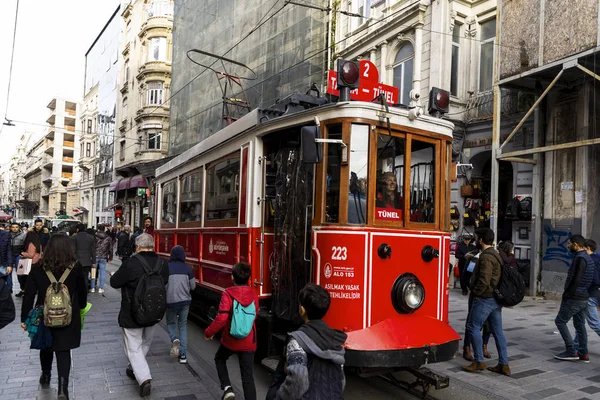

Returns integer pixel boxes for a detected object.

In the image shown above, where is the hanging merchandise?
[450,205,460,231]
[505,197,521,221]
[461,178,473,197]
[519,197,532,221]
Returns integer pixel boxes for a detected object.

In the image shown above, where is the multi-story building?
[20,138,45,219]
[42,98,81,217]
[8,133,32,219]
[0,164,10,210]
[113,0,173,228]
[82,5,120,227]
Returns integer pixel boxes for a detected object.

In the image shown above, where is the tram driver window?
[180,169,203,225]
[348,124,369,224]
[325,124,342,223]
[206,156,240,222]
[375,134,405,223]
[161,180,177,227]
[409,140,436,223]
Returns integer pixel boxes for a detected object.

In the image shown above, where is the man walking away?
[72,224,96,291]
[110,233,169,397]
[205,262,259,400]
[117,225,133,262]
[10,222,26,296]
[166,245,196,364]
[573,239,600,359]
[554,234,595,362]
[456,235,476,296]
[463,228,511,376]
[0,227,13,291]
[92,225,113,294]
[0,273,15,332]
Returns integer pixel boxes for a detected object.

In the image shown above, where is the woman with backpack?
[20,234,88,400]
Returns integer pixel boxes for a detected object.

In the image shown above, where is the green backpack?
[44,266,73,328]
[229,297,256,339]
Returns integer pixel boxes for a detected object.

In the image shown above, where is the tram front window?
[409,140,436,223]
[375,134,405,223]
[325,124,342,223]
[347,124,369,224]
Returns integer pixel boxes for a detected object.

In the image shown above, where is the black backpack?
[494,262,526,307]
[505,198,521,221]
[131,254,167,327]
[519,197,532,221]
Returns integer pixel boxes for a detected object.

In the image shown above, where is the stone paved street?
[0,261,220,400]
[429,289,600,400]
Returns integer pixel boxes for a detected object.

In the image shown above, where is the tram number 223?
[331,246,348,261]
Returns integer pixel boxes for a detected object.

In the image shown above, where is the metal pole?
[490,6,502,241]
[530,106,542,296]
[339,86,351,102]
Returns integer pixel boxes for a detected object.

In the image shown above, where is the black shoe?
[39,370,51,387]
[462,290,468,296]
[15,290,24,298]
[126,366,136,380]
[139,379,151,397]
[57,377,69,400]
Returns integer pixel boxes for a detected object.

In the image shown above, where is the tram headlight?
[391,273,425,314]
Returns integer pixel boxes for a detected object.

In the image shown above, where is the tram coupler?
[399,367,450,390]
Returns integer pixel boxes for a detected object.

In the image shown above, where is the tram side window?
[206,156,240,222]
[325,124,342,223]
[409,140,436,223]
[348,124,369,224]
[161,179,177,227]
[375,134,405,223]
[180,168,203,224]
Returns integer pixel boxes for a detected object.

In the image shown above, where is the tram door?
[263,134,314,324]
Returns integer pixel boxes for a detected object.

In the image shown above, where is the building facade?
[113,0,173,228]
[82,5,121,227]
[8,133,32,219]
[20,138,45,219]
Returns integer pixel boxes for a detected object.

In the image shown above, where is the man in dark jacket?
[10,222,26,295]
[0,228,13,288]
[117,225,133,261]
[110,233,169,398]
[267,283,347,400]
[0,274,15,334]
[456,235,476,295]
[463,228,510,376]
[554,234,595,362]
[72,223,96,290]
[91,225,113,294]
[573,239,600,354]
[32,219,50,251]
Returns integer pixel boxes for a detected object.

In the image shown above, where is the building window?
[357,0,371,23]
[148,37,167,62]
[120,141,125,160]
[137,134,143,152]
[146,81,163,105]
[87,119,92,134]
[147,0,173,18]
[450,25,461,96]
[148,131,161,150]
[392,42,414,105]
[122,98,128,118]
[86,143,91,157]
[479,19,496,92]
[124,60,129,82]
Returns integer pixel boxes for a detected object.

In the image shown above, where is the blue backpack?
[229,296,256,339]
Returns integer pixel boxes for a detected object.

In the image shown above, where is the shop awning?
[130,174,147,189]
[73,206,88,215]
[0,212,12,221]
[109,178,122,192]
[117,177,132,191]
[103,202,121,212]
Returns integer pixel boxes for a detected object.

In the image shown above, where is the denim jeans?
[166,304,189,357]
[0,264,12,290]
[466,296,509,364]
[464,293,491,347]
[90,258,107,289]
[557,298,589,355]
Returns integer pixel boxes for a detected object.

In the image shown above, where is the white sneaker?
[170,339,180,358]
[98,288,104,294]
[89,288,95,293]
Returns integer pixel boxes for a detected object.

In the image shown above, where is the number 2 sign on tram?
[327,60,399,104]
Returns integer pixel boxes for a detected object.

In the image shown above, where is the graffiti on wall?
[542,226,573,268]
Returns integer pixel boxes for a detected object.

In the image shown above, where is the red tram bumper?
[344,315,460,368]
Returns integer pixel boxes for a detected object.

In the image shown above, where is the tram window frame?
[204,153,240,227]
[179,167,204,227]
[371,130,406,228]
[347,124,369,225]
[160,179,177,228]
[405,135,440,228]
[322,123,345,224]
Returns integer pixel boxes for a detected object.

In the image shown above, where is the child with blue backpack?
[205,262,258,400]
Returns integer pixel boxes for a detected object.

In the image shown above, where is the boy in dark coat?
[205,262,259,400]
[267,283,347,400]
[0,274,15,332]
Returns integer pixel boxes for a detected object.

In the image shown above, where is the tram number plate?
[331,246,348,261]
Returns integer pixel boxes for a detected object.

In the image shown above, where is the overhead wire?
[0,0,20,136]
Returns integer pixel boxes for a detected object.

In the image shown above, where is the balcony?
[63,140,75,148]
[64,125,75,133]
[120,81,129,94]
[65,108,76,117]
[136,61,171,80]
[122,42,130,57]
[62,156,74,163]
[134,105,169,122]
[120,119,128,132]
[42,155,53,169]
[61,172,73,181]
[44,139,55,155]
[139,15,173,39]
[46,113,56,125]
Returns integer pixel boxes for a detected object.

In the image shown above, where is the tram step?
[272,333,287,345]
[261,356,280,372]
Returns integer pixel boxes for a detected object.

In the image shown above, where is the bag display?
[505,197,521,221]
[494,263,526,307]
[229,296,256,339]
[43,266,74,328]
[17,258,32,275]
[131,255,167,327]
[461,184,473,197]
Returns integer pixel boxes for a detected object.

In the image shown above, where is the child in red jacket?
[205,262,259,400]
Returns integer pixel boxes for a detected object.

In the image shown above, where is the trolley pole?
[489,5,502,243]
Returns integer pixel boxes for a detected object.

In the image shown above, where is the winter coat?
[21,242,41,264]
[167,246,196,308]
[204,284,259,352]
[20,263,87,351]
[10,230,26,261]
[0,230,12,267]
[470,247,503,298]
[267,319,347,400]
[589,252,600,298]
[29,227,50,252]
[72,232,97,267]
[117,232,133,258]
[0,277,15,330]
[109,252,169,329]
[95,232,113,260]
[499,250,518,269]
[456,242,476,271]
[563,251,595,300]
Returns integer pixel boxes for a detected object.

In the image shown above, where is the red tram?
[153,92,460,376]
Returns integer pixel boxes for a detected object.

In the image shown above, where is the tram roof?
[156,101,454,178]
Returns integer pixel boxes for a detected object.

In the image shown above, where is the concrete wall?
[168,0,327,156]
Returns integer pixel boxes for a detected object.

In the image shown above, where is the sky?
[0,0,121,165]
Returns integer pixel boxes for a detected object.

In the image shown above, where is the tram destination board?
[327,60,399,104]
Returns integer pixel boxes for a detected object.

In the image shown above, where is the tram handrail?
[256,155,267,288]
